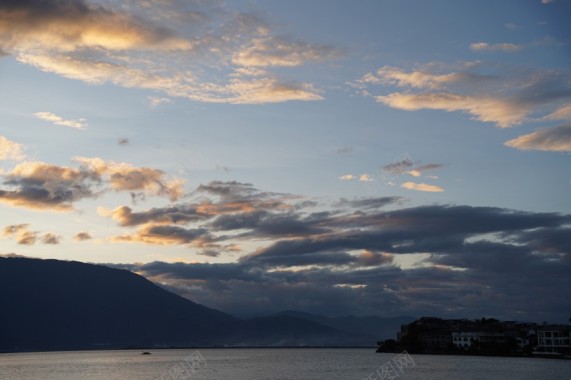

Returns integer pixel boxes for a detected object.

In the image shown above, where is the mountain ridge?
[0,257,373,352]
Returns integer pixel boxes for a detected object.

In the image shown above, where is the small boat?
[141,352,151,355]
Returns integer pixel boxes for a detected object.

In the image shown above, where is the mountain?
[276,310,416,340]
[0,257,371,352]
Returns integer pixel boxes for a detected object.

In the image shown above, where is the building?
[536,325,571,355]
[452,332,479,349]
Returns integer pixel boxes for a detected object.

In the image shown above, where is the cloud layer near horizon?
[91,180,571,322]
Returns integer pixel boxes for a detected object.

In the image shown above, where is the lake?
[0,349,570,379]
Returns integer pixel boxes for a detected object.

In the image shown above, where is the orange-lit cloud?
[0,136,25,161]
[34,112,87,130]
[377,92,526,128]
[2,0,333,104]
[0,161,101,211]
[3,224,60,245]
[0,0,192,54]
[75,157,184,201]
[505,124,571,152]
[356,250,393,266]
[401,181,444,192]
[111,224,210,246]
[232,37,339,67]
[359,63,571,128]
[0,157,185,211]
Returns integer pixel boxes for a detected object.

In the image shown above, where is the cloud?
[0,157,184,211]
[34,112,87,130]
[3,224,60,245]
[75,157,184,201]
[470,42,523,52]
[406,163,445,177]
[2,0,335,104]
[382,154,414,175]
[359,174,373,182]
[42,232,61,244]
[401,181,444,192]
[378,92,528,128]
[112,224,211,246]
[505,124,571,152]
[359,63,571,128]
[0,0,192,53]
[339,174,356,180]
[3,224,29,236]
[73,232,92,241]
[360,66,466,89]
[0,135,25,160]
[100,205,206,227]
[148,96,171,107]
[100,180,314,249]
[546,103,571,121]
[232,37,339,67]
[336,197,402,210]
[102,189,571,321]
[0,161,101,210]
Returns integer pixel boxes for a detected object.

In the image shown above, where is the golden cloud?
[401,181,444,192]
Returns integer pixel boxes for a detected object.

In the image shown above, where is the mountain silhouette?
[276,310,415,340]
[0,257,371,351]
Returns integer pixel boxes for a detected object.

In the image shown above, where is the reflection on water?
[0,349,570,380]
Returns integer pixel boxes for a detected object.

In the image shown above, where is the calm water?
[0,349,570,380]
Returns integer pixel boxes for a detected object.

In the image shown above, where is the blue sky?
[1,0,570,321]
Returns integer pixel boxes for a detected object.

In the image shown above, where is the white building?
[536,326,571,354]
[452,332,479,349]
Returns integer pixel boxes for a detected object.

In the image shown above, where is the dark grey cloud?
[113,225,210,246]
[120,243,571,321]
[106,205,206,227]
[101,180,571,322]
[41,232,61,245]
[336,196,403,210]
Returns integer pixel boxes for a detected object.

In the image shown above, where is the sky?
[0,0,570,322]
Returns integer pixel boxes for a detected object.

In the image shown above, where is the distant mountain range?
[275,311,415,341]
[0,257,412,352]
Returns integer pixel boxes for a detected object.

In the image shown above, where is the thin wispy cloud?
[358,63,571,128]
[505,124,571,152]
[401,181,444,192]
[34,112,87,130]
[148,97,171,107]
[470,42,523,52]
